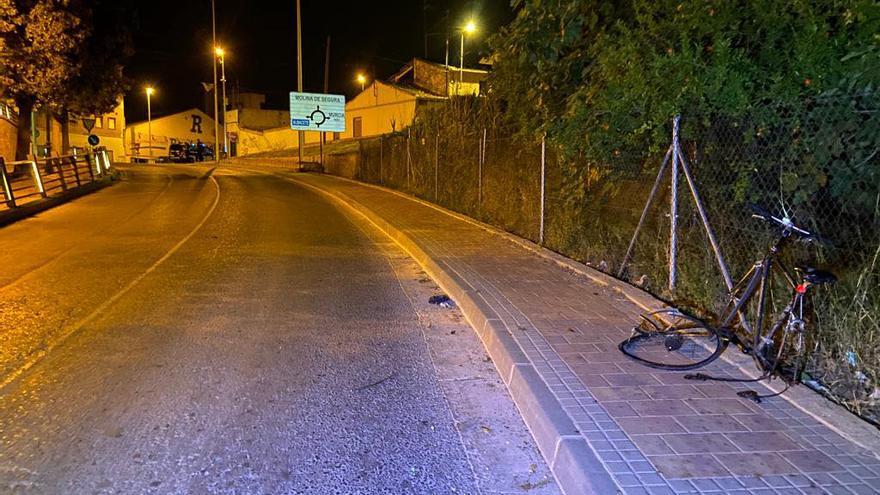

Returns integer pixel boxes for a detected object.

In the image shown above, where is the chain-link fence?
[338,91,879,418]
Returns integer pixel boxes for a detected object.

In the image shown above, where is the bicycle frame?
[716,231,798,354]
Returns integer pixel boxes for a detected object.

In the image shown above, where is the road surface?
[0,165,556,494]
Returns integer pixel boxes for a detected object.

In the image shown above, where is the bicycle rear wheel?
[619,309,727,370]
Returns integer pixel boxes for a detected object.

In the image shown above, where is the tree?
[0,0,88,160]
[53,0,134,153]
[487,1,632,139]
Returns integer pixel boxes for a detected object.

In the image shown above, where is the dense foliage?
[490,0,880,156]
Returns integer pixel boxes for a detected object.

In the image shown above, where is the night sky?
[125,0,515,123]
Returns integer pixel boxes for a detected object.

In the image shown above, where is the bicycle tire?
[619,309,728,370]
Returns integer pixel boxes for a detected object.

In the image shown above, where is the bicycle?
[618,204,836,402]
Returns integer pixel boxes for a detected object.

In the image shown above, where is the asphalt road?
[0,165,556,494]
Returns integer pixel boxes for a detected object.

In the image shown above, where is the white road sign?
[289,92,346,132]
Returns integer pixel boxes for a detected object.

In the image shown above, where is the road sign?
[87,134,100,146]
[289,92,345,132]
[82,118,96,133]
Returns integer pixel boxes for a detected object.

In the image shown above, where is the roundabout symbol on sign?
[308,106,327,127]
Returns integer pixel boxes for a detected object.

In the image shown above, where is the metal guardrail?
[1,150,112,210]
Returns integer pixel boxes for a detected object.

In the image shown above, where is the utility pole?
[218,49,228,157]
[211,0,220,162]
[296,0,304,168]
[321,35,330,165]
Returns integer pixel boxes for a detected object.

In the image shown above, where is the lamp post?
[211,0,220,162]
[295,0,303,167]
[357,73,366,92]
[216,47,228,158]
[145,86,154,160]
[460,20,476,95]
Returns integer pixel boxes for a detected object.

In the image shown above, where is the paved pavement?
[0,165,556,494]
[282,171,880,495]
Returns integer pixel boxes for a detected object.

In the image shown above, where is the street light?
[145,86,155,161]
[460,19,477,95]
[357,73,366,92]
[216,47,228,158]
[211,0,220,163]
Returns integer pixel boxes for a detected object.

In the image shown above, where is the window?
[333,132,340,141]
[95,116,103,128]
[352,117,362,138]
[107,117,116,130]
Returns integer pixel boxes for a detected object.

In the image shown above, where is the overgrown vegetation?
[351,1,880,420]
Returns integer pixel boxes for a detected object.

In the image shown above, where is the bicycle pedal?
[737,390,762,403]
[684,373,710,381]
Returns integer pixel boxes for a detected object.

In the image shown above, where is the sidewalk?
[291,172,880,495]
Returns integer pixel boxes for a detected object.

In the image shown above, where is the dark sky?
[125,0,516,123]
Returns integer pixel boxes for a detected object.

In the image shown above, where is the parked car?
[167,142,195,163]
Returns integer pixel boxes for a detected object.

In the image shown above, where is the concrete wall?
[323,151,359,179]
[232,125,323,156]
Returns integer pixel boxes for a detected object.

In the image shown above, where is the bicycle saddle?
[795,265,837,285]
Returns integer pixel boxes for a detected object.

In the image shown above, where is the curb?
[0,175,117,228]
[289,175,620,495]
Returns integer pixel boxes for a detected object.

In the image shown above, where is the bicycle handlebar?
[747,203,828,245]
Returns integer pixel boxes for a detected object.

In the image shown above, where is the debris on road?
[428,294,456,308]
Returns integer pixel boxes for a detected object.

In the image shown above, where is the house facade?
[125,108,216,158]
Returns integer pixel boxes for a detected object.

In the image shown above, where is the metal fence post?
[54,158,68,192]
[479,128,485,206]
[406,129,411,190]
[0,159,15,208]
[84,155,95,181]
[539,135,546,245]
[669,116,681,292]
[69,156,82,187]
[91,150,102,176]
[29,161,46,197]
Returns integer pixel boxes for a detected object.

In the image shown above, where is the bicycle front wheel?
[619,309,727,370]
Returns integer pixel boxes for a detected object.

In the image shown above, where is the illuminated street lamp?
[356,73,367,92]
[211,0,220,162]
[216,47,228,157]
[145,86,155,160]
[460,19,477,94]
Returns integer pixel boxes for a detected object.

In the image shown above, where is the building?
[125,108,216,159]
[337,81,445,140]
[389,58,488,97]
[60,100,126,160]
[335,58,488,141]
[0,98,126,162]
